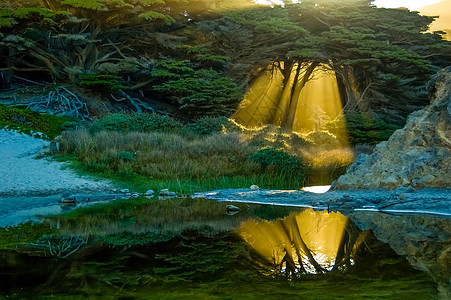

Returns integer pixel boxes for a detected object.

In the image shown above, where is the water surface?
[0,199,448,299]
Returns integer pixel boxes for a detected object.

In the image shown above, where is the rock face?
[334,68,451,190]
[350,212,451,298]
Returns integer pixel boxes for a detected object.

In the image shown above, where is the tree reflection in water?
[238,209,372,276]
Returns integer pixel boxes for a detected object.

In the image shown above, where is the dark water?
[0,199,449,299]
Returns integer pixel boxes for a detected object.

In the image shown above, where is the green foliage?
[305,131,341,149]
[249,147,302,173]
[0,222,56,249]
[61,0,133,10]
[102,231,173,246]
[0,9,14,28]
[155,69,242,117]
[197,54,230,63]
[90,113,183,132]
[79,74,125,91]
[0,104,69,139]
[0,7,69,29]
[129,113,183,131]
[117,151,135,161]
[188,116,241,135]
[90,113,130,132]
[139,11,175,25]
[153,59,194,76]
[326,113,401,145]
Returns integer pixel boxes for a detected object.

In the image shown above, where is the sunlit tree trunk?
[282,61,319,130]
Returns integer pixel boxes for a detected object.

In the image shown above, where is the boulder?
[334,68,451,190]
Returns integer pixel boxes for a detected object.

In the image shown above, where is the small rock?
[159,189,170,195]
[159,189,177,198]
[49,141,60,153]
[132,193,140,198]
[399,194,408,201]
[226,204,241,212]
[250,185,260,190]
[120,189,130,193]
[158,189,177,200]
[144,189,155,196]
[61,194,76,204]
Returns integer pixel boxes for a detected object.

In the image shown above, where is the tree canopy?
[0,0,450,123]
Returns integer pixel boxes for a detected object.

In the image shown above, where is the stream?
[0,194,449,299]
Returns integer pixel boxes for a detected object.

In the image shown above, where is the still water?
[0,198,449,299]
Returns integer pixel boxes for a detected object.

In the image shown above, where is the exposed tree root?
[110,89,156,113]
[27,86,91,119]
[28,235,88,258]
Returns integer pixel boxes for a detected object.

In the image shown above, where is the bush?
[188,116,241,135]
[129,114,183,132]
[0,104,69,138]
[79,74,125,91]
[90,113,130,132]
[90,113,183,133]
[326,113,401,145]
[305,131,340,149]
[155,69,242,117]
[117,151,135,162]
[249,148,301,173]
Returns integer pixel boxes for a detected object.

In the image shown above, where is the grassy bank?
[55,114,357,194]
[0,104,70,139]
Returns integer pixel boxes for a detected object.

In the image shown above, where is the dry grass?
[58,123,358,191]
[50,198,254,238]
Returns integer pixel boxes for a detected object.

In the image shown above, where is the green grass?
[0,222,56,249]
[55,116,359,192]
[0,104,70,139]
[56,128,307,192]
[45,197,301,246]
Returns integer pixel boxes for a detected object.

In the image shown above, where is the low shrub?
[90,113,130,132]
[79,74,125,91]
[129,113,183,132]
[249,147,302,173]
[0,104,69,138]
[305,130,340,149]
[90,113,183,133]
[188,116,242,135]
[117,151,135,162]
[326,113,400,145]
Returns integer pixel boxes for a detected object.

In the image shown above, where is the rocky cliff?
[334,67,451,190]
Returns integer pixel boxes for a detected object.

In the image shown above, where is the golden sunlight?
[232,63,350,143]
[419,0,451,40]
[238,209,355,274]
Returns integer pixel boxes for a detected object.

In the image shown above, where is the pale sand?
[0,129,113,196]
[0,129,115,226]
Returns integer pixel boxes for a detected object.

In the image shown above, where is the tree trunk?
[1,48,16,89]
[282,61,319,130]
[336,66,363,113]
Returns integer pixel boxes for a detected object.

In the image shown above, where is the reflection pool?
[0,198,448,299]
